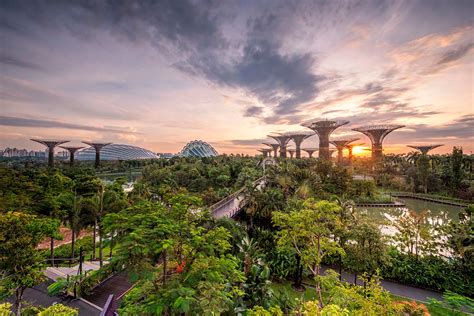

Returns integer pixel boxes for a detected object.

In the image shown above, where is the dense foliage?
[0,152,472,315]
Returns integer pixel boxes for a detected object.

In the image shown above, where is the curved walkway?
[210,177,266,218]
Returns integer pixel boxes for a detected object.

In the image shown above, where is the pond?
[96,170,142,183]
[356,197,464,225]
[96,170,143,193]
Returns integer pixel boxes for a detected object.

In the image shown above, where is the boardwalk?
[210,177,266,219]
[390,192,468,207]
[45,261,101,281]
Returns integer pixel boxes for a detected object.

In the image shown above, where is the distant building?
[157,153,176,159]
[1,147,46,158]
[76,144,159,161]
[178,140,218,157]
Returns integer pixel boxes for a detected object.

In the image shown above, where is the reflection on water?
[356,198,465,256]
[356,197,463,226]
[96,171,142,183]
[97,171,142,193]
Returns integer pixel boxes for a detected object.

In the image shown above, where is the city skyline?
[1,1,473,155]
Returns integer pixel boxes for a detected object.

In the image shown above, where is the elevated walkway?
[210,177,266,218]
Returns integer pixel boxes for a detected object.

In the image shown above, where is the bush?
[381,249,473,296]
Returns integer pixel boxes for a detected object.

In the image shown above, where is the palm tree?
[57,191,82,260]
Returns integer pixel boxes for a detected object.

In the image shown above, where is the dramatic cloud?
[0,0,472,153]
[0,116,138,134]
[243,106,264,117]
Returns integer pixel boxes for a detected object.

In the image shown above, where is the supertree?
[268,134,292,158]
[352,125,404,161]
[407,145,443,155]
[59,146,84,166]
[345,143,365,165]
[302,148,318,158]
[263,142,279,158]
[82,142,111,168]
[258,148,272,158]
[302,120,349,160]
[283,131,314,158]
[31,139,69,167]
[330,138,359,164]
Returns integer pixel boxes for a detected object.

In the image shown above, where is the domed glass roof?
[76,144,158,161]
[178,140,218,157]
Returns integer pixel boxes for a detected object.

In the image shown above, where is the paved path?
[45,261,101,281]
[83,270,133,315]
[5,280,100,316]
[320,266,444,303]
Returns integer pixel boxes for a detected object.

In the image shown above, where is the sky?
[1,0,473,156]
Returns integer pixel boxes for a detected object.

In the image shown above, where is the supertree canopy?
[352,125,404,160]
[302,120,349,160]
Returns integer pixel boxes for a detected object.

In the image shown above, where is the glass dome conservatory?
[76,144,158,161]
[178,140,218,157]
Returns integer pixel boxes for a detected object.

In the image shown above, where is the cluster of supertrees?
[30,139,111,167]
[258,120,443,164]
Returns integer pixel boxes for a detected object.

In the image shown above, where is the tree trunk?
[316,237,323,308]
[50,237,55,267]
[249,215,254,233]
[293,254,303,289]
[315,265,323,308]
[354,273,357,285]
[92,221,97,259]
[162,250,167,285]
[99,225,103,267]
[71,230,76,260]
[109,230,114,258]
[339,256,343,282]
[15,287,25,316]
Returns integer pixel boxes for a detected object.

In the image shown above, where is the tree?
[393,210,436,258]
[105,195,245,315]
[443,205,473,275]
[416,154,431,193]
[273,199,344,307]
[0,212,59,316]
[343,219,389,284]
[57,191,83,260]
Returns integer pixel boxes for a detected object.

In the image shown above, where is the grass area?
[270,281,317,302]
[39,235,117,266]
